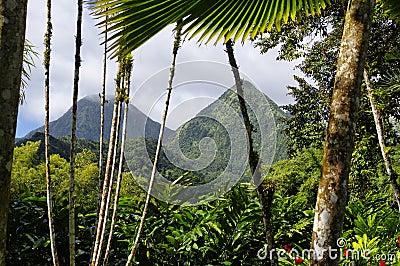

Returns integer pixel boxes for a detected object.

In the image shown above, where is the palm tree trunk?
[364,68,400,211]
[310,1,374,265]
[0,0,28,264]
[91,60,126,266]
[225,39,277,266]
[69,0,83,265]
[97,14,108,225]
[91,94,118,266]
[95,99,122,265]
[125,21,182,266]
[44,0,59,264]
[91,16,108,262]
[103,54,133,266]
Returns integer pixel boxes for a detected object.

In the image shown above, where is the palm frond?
[182,0,330,45]
[89,0,201,57]
[89,0,331,57]
[379,69,400,93]
[20,40,38,104]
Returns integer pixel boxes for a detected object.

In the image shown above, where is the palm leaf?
[90,0,202,56]
[20,40,38,104]
[90,0,331,57]
[378,0,400,21]
[379,69,400,92]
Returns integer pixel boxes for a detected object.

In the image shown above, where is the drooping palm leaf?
[21,40,38,104]
[90,0,331,57]
[90,0,202,56]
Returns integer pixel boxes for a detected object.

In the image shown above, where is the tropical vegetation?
[1,0,400,265]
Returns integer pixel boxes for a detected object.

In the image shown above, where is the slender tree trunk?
[43,0,59,264]
[97,14,108,225]
[0,0,28,264]
[69,1,83,265]
[125,21,182,266]
[91,93,118,266]
[91,13,108,265]
[310,1,374,265]
[225,39,277,266]
[364,69,400,211]
[91,60,126,266]
[103,55,133,266]
[95,99,122,266]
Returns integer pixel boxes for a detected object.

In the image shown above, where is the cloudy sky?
[17,0,302,138]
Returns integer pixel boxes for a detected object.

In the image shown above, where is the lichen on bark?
[310,0,375,265]
[0,0,28,264]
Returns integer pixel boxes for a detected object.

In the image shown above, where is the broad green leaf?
[90,0,331,56]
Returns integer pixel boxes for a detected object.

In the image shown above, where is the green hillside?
[124,82,289,199]
[19,85,288,190]
[161,81,288,183]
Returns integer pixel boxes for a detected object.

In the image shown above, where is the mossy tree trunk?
[96,97,122,265]
[225,39,277,266]
[0,0,28,264]
[69,0,83,265]
[364,68,400,211]
[103,54,133,266]
[91,56,127,266]
[310,1,374,265]
[44,0,59,264]
[97,14,108,225]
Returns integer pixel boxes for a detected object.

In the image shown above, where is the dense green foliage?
[7,140,400,264]
[7,1,400,264]
[11,141,99,210]
[257,2,400,199]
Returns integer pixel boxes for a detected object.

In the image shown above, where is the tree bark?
[103,55,133,266]
[69,0,83,265]
[91,60,125,266]
[225,39,277,266]
[95,99,122,266]
[310,1,374,265]
[44,0,59,264]
[125,21,182,266]
[0,0,28,264]
[364,68,400,211]
[97,14,108,228]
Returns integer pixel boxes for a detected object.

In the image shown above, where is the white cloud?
[17,1,301,137]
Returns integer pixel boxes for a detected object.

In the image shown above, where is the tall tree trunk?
[44,0,59,264]
[310,1,374,265]
[225,39,277,266]
[0,0,28,264]
[103,54,133,266]
[91,59,126,266]
[95,99,122,266]
[125,21,182,266]
[91,12,108,265]
[97,14,108,226]
[364,68,400,211]
[69,0,83,265]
